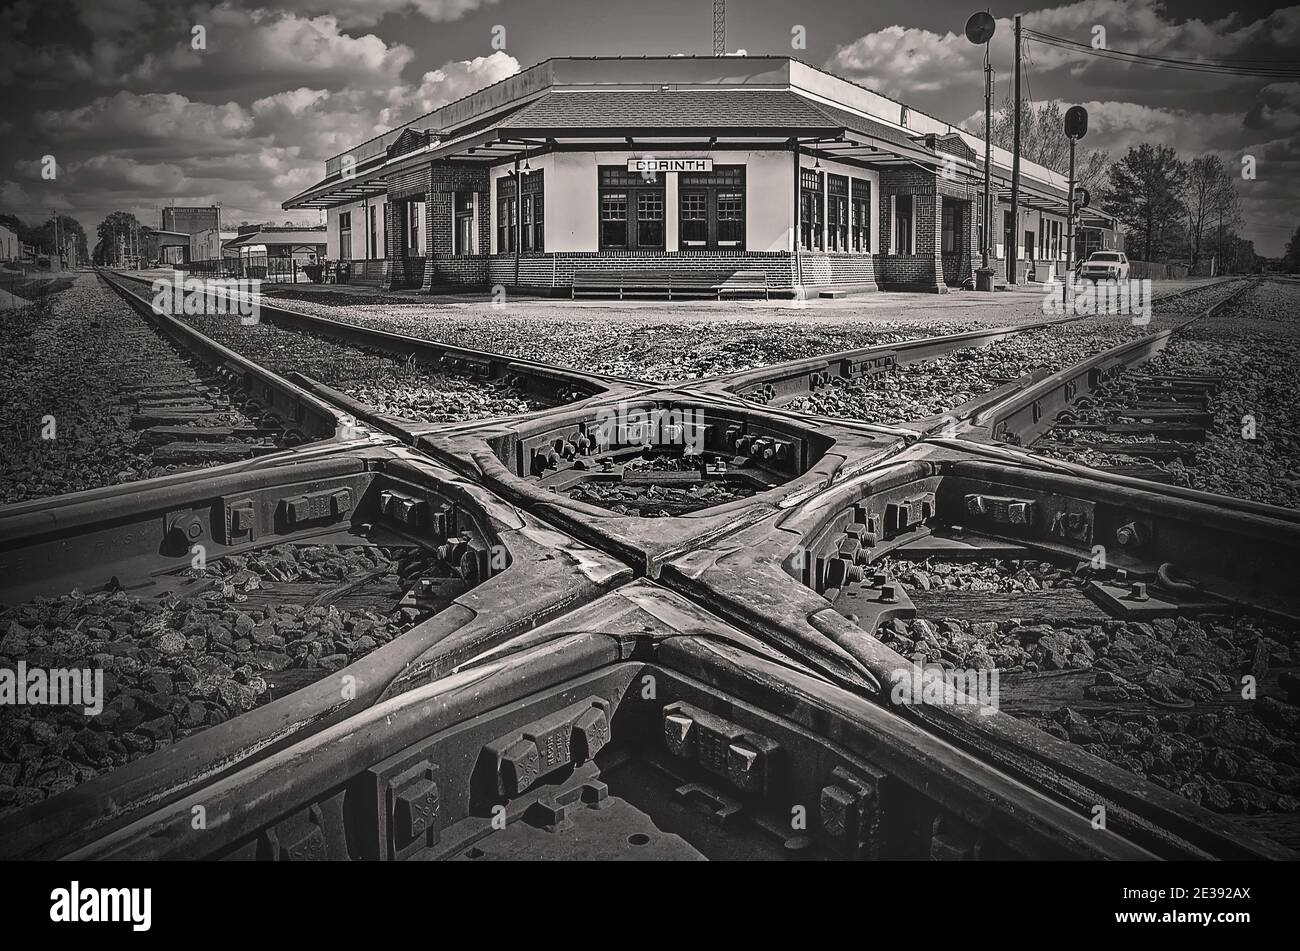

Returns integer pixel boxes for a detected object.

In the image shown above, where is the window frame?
[850,178,871,253]
[338,210,352,261]
[680,190,708,247]
[895,194,915,255]
[827,175,848,252]
[496,176,518,254]
[799,168,823,252]
[598,166,664,251]
[454,191,474,256]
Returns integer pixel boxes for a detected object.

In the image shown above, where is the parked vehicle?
[1080,251,1130,281]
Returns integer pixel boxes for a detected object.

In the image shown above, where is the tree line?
[0,212,90,263]
[990,100,1257,273]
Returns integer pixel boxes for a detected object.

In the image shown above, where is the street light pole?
[1008,14,1023,285]
[1064,136,1076,304]
[964,11,997,290]
[1063,106,1089,304]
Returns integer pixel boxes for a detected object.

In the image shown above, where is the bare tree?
[1183,155,1235,272]
[989,98,1110,198]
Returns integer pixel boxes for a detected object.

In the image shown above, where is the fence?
[181,256,303,283]
[1126,261,1189,280]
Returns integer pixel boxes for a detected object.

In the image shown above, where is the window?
[520,170,544,252]
[895,194,914,255]
[851,179,871,252]
[941,202,962,254]
[599,166,663,250]
[454,192,473,256]
[717,192,743,246]
[1003,210,1013,258]
[637,192,664,248]
[367,205,377,259]
[677,166,746,250]
[681,192,707,246]
[1024,230,1035,261]
[601,192,628,248]
[497,177,517,253]
[408,201,423,255]
[338,211,352,261]
[827,175,848,251]
[799,168,822,251]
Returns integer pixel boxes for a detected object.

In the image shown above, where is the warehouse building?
[283,56,1076,296]
[161,205,221,237]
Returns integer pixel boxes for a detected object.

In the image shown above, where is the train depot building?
[283,56,1082,297]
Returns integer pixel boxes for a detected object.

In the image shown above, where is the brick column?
[423,189,450,292]
[918,192,947,294]
[382,200,404,290]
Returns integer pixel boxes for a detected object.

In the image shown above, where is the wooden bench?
[717,270,770,299]
[571,268,770,300]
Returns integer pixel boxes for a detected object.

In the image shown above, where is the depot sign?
[627,158,713,173]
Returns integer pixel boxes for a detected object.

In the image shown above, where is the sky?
[3,0,1298,255]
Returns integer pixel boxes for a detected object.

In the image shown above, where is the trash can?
[975,267,996,292]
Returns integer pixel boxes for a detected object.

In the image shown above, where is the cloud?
[828,0,1300,255]
[4,49,520,244]
[264,0,501,29]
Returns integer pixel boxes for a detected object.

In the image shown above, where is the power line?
[1023,28,1300,79]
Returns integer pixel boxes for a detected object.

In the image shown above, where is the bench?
[571,268,770,300]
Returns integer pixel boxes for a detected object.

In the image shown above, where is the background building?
[0,223,18,261]
[223,224,326,280]
[161,206,220,238]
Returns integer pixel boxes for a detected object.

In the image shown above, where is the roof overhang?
[286,116,1067,211]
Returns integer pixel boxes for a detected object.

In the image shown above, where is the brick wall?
[876,168,945,293]
[797,252,877,289]
[479,250,885,295]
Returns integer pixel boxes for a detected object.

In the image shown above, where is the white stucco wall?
[492,149,799,254]
[326,198,387,259]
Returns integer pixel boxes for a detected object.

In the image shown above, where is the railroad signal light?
[1064,105,1089,140]
[1074,186,1090,209]
[963,11,996,44]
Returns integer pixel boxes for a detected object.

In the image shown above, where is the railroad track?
[3,274,1298,861]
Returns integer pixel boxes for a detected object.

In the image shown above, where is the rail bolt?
[1115,522,1148,548]
[663,706,695,759]
[393,776,440,844]
[1128,582,1149,602]
[572,707,610,764]
[499,739,540,797]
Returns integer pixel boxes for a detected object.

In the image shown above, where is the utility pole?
[713,0,725,56]
[1063,106,1089,304]
[1008,14,1022,284]
[983,53,993,272]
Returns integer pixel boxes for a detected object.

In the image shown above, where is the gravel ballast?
[868,554,1300,818]
[1036,279,1300,507]
[0,542,453,816]
[0,274,256,505]
[785,280,1246,425]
